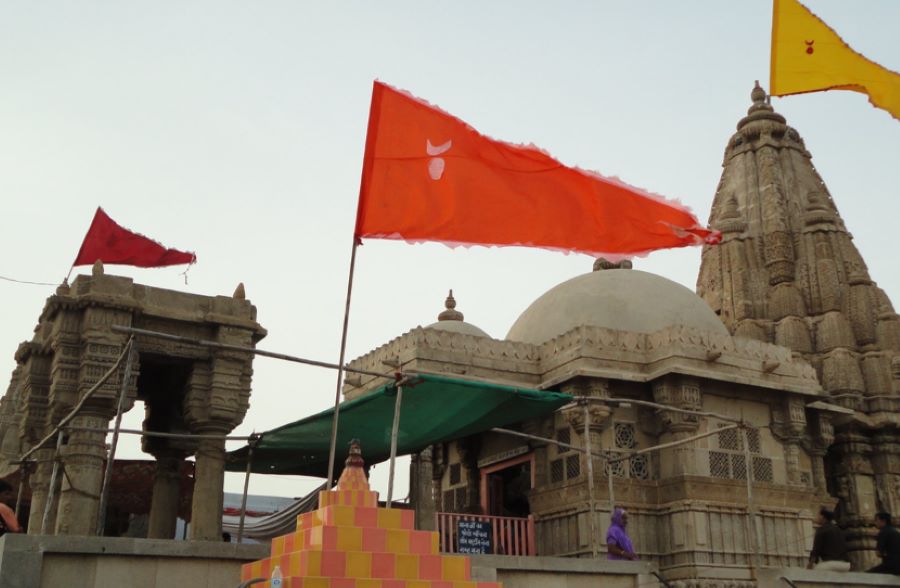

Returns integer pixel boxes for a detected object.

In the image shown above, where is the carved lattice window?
[731,454,747,480]
[630,455,649,480]
[610,458,627,479]
[555,427,571,452]
[454,487,467,512]
[614,423,636,449]
[747,428,761,453]
[566,454,581,479]
[753,456,774,482]
[550,458,564,483]
[710,451,730,478]
[449,463,461,485]
[718,427,741,451]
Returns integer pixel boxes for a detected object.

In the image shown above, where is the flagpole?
[325,237,360,491]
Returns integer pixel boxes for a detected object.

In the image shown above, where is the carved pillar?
[55,412,110,535]
[410,447,435,530]
[185,326,254,540]
[829,429,878,570]
[26,446,59,534]
[432,444,445,513]
[652,376,701,476]
[190,434,227,540]
[148,452,186,539]
[782,398,807,485]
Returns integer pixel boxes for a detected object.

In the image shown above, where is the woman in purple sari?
[606,507,637,560]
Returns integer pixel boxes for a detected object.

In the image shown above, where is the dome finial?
[593,258,633,272]
[438,289,464,321]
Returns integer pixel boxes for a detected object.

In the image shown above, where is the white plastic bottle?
[270,565,283,587]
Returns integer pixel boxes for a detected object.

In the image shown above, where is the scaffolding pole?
[743,425,759,579]
[237,436,258,543]
[39,432,64,535]
[96,339,136,536]
[385,378,404,509]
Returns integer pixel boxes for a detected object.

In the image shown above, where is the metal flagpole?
[96,339,136,536]
[386,375,404,509]
[40,432,64,535]
[582,402,598,558]
[326,238,360,490]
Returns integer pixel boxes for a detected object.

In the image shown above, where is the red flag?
[73,207,196,268]
[356,82,719,257]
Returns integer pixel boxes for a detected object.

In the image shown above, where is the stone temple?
[343,84,900,584]
[1,84,898,588]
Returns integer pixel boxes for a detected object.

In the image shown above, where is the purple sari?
[606,507,635,560]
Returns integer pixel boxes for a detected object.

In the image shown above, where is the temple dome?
[424,290,490,338]
[506,267,729,344]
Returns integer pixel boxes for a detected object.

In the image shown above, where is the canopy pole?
[237,437,257,543]
[326,238,360,490]
[40,432,64,535]
[583,402,598,558]
[97,339,136,536]
[386,374,404,509]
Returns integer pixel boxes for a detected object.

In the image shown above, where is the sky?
[1,1,898,502]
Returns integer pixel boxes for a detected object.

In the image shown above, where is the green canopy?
[226,373,572,477]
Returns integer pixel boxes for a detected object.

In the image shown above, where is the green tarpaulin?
[226,374,572,477]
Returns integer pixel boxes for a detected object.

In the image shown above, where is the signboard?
[457,520,492,554]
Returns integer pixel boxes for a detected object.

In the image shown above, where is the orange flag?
[355,82,719,258]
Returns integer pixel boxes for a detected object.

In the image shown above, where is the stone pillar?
[189,435,227,541]
[27,446,59,534]
[148,453,185,539]
[652,376,702,477]
[55,413,110,535]
[410,447,435,530]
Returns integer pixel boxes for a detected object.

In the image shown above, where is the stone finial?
[345,438,365,469]
[751,80,766,105]
[56,279,70,296]
[233,282,246,300]
[92,260,104,277]
[593,258,633,271]
[437,290,464,322]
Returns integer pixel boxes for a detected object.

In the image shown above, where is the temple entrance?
[480,454,533,518]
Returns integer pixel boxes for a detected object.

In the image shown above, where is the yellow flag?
[770,0,899,120]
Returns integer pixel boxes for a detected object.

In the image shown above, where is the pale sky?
[1,1,898,502]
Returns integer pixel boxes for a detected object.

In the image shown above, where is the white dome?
[424,319,490,338]
[506,269,728,344]
[424,290,490,338]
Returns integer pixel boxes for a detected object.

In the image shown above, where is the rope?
[0,274,58,286]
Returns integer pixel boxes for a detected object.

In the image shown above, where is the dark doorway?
[485,461,531,518]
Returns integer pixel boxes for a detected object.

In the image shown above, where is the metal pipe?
[327,239,359,491]
[111,323,391,380]
[237,440,256,543]
[96,340,136,536]
[40,432,64,535]
[386,378,404,508]
[490,427,606,459]
[583,402,598,558]
[62,426,256,442]
[577,396,742,424]
[19,338,133,464]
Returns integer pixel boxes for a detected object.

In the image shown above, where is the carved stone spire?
[697,82,900,568]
